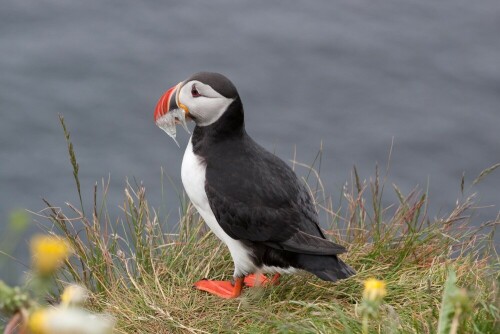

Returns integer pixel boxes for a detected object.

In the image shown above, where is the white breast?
[181,138,256,277]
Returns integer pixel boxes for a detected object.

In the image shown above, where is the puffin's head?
[154,72,239,127]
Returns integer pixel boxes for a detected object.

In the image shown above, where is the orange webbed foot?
[243,273,280,287]
[193,278,243,299]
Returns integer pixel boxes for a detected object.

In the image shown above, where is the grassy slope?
[41,118,498,333]
[39,166,498,333]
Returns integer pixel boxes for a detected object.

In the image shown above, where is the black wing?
[204,135,346,255]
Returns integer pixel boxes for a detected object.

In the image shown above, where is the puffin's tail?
[297,253,356,281]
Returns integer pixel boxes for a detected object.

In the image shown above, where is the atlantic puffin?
[154,72,355,299]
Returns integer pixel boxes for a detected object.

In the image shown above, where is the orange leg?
[244,273,281,287]
[193,277,244,299]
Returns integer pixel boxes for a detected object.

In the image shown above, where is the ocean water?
[1,0,499,282]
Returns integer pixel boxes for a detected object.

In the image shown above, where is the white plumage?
[181,138,256,277]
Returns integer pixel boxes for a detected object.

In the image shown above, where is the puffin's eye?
[191,85,201,97]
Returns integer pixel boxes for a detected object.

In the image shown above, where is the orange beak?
[154,82,191,122]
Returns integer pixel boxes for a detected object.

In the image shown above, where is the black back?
[191,97,328,245]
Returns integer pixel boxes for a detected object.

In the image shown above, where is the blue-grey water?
[1,0,499,283]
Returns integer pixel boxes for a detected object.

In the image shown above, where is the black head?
[187,72,239,99]
[154,72,242,128]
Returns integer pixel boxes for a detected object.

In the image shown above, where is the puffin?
[154,72,355,299]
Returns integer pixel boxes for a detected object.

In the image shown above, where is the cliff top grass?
[2,117,498,333]
[38,166,498,333]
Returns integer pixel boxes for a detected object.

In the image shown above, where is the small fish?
[155,108,190,147]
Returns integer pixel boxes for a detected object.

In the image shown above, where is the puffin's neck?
[191,98,246,153]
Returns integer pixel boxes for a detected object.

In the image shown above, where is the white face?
[178,80,235,127]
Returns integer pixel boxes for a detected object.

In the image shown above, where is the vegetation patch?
[1,118,498,333]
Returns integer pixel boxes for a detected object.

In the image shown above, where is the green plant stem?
[362,314,369,334]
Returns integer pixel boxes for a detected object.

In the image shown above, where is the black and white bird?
[154,72,355,298]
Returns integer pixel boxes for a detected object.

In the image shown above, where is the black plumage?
[190,83,355,281]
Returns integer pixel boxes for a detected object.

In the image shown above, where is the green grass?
[36,118,499,333]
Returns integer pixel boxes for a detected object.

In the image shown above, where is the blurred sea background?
[1,0,499,284]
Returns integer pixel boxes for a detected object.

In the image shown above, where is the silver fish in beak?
[154,82,191,147]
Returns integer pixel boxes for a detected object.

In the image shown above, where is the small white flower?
[29,307,115,334]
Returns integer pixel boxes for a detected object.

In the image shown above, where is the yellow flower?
[363,278,387,302]
[28,309,50,334]
[61,285,88,307]
[30,235,72,275]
